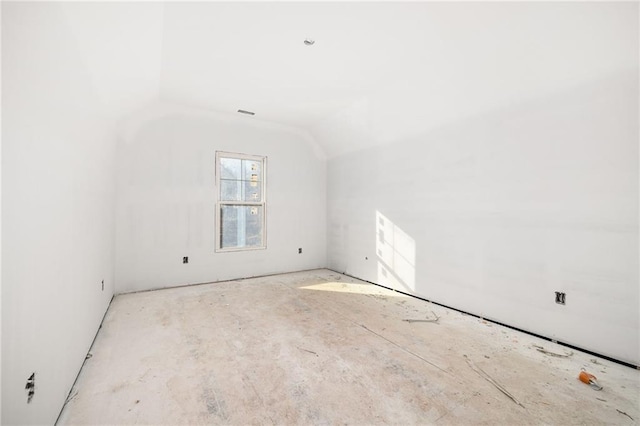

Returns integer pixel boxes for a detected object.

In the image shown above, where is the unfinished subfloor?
[58,269,639,425]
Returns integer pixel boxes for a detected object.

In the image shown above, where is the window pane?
[242,159,262,181]
[220,179,242,201]
[220,158,241,180]
[220,205,264,249]
[243,180,262,202]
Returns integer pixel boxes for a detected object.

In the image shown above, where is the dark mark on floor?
[616,409,633,421]
[298,347,319,357]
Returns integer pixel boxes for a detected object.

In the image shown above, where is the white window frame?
[215,151,267,252]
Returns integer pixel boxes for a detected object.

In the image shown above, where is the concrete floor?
[58,269,639,425]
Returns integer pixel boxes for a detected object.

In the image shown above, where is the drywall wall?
[115,103,326,293]
[323,1,638,366]
[1,3,124,424]
[312,2,638,160]
[0,1,3,420]
[325,69,639,365]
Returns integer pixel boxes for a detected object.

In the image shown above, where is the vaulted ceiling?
[25,2,640,157]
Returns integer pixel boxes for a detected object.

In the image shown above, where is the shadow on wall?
[376,211,416,293]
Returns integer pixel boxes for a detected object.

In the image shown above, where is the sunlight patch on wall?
[376,211,416,292]
[300,282,408,298]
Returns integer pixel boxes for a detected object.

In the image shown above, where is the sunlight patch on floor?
[300,281,409,297]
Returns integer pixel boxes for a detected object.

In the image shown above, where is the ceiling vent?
[237,109,255,116]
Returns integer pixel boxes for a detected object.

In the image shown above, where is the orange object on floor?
[579,370,594,384]
[579,369,603,390]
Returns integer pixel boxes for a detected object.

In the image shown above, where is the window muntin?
[216,152,266,251]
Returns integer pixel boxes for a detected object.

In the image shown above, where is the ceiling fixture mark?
[238,109,255,116]
[303,38,315,46]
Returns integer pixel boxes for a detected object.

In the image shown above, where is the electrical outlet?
[183,256,188,264]
[298,248,302,254]
[555,292,566,305]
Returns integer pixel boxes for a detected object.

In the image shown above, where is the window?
[215,151,266,251]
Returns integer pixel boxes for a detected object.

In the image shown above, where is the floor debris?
[360,324,449,374]
[579,369,603,391]
[403,318,439,324]
[616,409,634,421]
[532,345,573,358]
[298,347,318,357]
[64,390,79,405]
[464,355,525,408]
[403,311,440,324]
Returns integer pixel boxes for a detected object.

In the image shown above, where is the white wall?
[115,103,326,293]
[326,69,639,365]
[0,1,2,422]
[312,2,638,160]
[323,1,639,367]
[2,3,118,424]
[0,2,4,421]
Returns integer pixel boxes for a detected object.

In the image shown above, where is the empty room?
[1,1,639,425]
